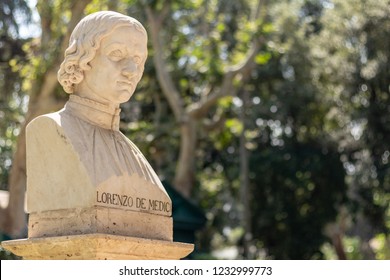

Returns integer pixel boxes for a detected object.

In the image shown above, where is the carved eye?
[108,49,124,61]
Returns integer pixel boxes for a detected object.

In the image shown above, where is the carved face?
[78,26,148,105]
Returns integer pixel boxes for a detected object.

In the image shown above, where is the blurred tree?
[143,0,268,197]
[194,0,389,259]
[313,0,390,258]
[0,0,32,237]
[0,0,33,184]
[0,0,93,238]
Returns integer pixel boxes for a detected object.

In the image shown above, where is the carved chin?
[117,89,135,102]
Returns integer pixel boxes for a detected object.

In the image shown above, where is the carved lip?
[117,80,133,88]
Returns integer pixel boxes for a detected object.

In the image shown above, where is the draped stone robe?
[26,95,172,240]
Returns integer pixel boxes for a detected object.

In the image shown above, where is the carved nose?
[122,62,137,77]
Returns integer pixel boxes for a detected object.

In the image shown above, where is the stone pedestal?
[2,234,194,260]
[28,207,173,241]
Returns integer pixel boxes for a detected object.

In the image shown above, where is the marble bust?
[25,11,172,241]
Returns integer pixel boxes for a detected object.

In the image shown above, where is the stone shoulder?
[27,111,63,131]
[26,111,73,149]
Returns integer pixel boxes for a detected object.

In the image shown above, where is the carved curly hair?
[57,11,147,94]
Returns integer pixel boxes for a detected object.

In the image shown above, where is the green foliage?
[250,142,346,259]
[311,0,390,238]
[123,0,389,259]
[193,0,389,259]
[0,0,31,37]
[0,0,31,190]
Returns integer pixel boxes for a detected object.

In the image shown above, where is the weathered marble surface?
[27,10,170,214]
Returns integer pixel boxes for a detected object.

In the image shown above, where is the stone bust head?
[57,11,148,106]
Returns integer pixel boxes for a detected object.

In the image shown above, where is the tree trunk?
[1,93,64,237]
[0,0,91,238]
[2,127,27,238]
[145,2,265,198]
[240,90,252,259]
[325,217,347,260]
[331,232,347,260]
[174,119,197,197]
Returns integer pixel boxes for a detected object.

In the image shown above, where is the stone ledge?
[28,207,173,241]
[1,234,194,260]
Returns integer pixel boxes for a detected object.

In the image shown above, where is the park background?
[0,0,389,259]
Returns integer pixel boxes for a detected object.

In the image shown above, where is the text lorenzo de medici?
[96,191,171,214]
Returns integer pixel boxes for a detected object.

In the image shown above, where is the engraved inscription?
[96,191,134,207]
[96,191,171,214]
[149,199,170,212]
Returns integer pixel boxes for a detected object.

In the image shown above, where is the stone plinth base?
[1,234,194,260]
[28,207,173,241]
